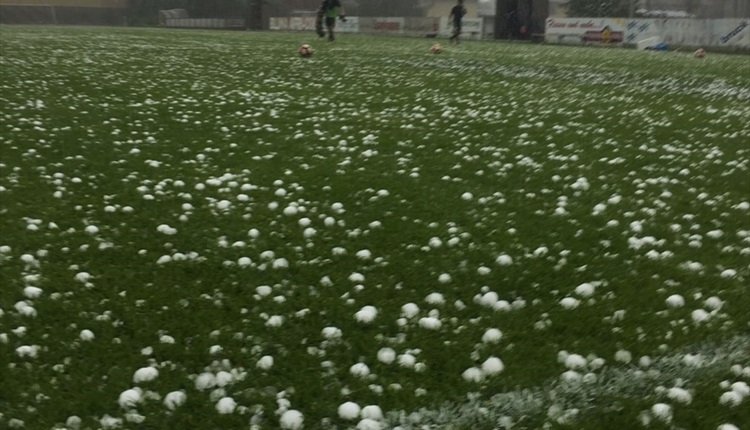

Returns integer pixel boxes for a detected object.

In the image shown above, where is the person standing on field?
[449,0,467,44]
[316,0,346,42]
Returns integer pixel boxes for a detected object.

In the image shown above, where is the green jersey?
[321,0,342,18]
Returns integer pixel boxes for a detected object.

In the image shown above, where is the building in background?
[640,0,749,18]
[2,0,744,28]
[0,0,127,25]
[548,0,567,17]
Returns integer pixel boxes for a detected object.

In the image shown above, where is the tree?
[565,0,631,17]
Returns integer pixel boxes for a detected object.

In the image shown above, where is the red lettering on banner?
[374,21,400,31]
[583,28,624,42]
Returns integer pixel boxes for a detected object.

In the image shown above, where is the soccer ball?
[694,48,705,58]
[298,43,313,57]
[431,43,443,54]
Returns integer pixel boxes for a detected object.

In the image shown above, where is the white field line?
[382,334,750,429]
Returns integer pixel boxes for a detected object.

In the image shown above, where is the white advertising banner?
[269,16,355,32]
[715,19,749,47]
[654,19,712,47]
[337,16,360,33]
[549,18,750,48]
[165,18,242,28]
[371,17,406,33]
[288,17,316,31]
[680,19,716,46]
[268,14,748,48]
[626,18,750,48]
[545,18,627,44]
[269,17,288,30]
[439,17,483,39]
[625,19,660,44]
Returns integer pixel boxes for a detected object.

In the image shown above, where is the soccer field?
[1,26,749,430]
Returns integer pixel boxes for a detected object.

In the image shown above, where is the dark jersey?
[321,0,342,11]
[450,5,466,25]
